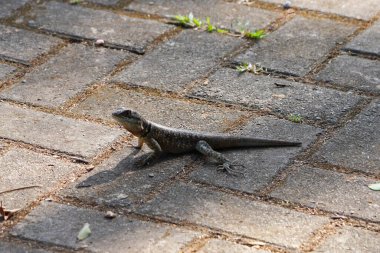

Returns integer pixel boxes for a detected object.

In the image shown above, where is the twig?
[0,185,42,195]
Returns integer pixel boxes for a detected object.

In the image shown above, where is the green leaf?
[77,223,91,241]
[245,29,266,39]
[69,0,82,4]
[193,17,202,27]
[287,114,303,123]
[368,183,380,191]
[216,28,228,34]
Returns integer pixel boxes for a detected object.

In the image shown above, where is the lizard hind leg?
[195,140,245,176]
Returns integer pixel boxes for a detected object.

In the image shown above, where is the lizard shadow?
[76,149,182,188]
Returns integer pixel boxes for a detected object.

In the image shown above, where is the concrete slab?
[11,201,202,252]
[0,0,29,19]
[138,182,329,248]
[0,103,123,159]
[199,239,270,253]
[271,166,380,222]
[113,29,243,91]
[235,17,356,76]
[0,63,16,80]
[26,1,174,53]
[190,68,362,124]
[1,44,131,107]
[345,21,380,56]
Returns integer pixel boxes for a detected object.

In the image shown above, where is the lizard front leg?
[139,137,163,166]
[195,140,245,176]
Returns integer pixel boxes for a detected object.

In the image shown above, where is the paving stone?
[87,0,119,5]
[113,29,243,91]
[316,55,380,93]
[345,21,380,56]
[190,68,361,124]
[235,17,356,76]
[71,86,249,132]
[0,103,123,159]
[0,148,79,210]
[314,100,379,174]
[0,240,51,253]
[0,24,62,65]
[198,239,270,253]
[0,63,16,80]
[26,1,173,53]
[138,182,329,248]
[128,0,280,31]
[190,116,322,193]
[62,145,194,208]
[313,226,380,253]
[271,166,380,222]
[0,0,29,19]
[263,0,380,21]
[1,44,130,107]
[11,201,202,252]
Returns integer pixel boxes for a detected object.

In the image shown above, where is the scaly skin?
[112,109,301,175]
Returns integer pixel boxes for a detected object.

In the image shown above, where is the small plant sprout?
[69,0,82,4]
[236,63,264,74]
[243,29,266,39]
[174,13,202,28]
[216,28,228,34]
[206,17,216,32]
[288,114,303,123]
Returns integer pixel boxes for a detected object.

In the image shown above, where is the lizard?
[112,108,302,175]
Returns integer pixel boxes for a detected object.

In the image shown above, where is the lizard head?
[112,108,149,137]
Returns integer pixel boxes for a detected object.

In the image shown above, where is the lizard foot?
[217,161,246,176]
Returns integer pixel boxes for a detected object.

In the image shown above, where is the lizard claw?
[217,161,246,176]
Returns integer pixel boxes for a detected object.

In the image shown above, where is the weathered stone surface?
[71,86,249,132]
[1,44,130,107]
[128,0,279,31]
[316,55,380,93]
[0,103,123,159]
[271,166,380,222]
[0,240,51,253]
[87,0,119,5]
[62,145,193,208]
[0,0,29,19]
[190,116,322,193]
[0,148,79,210]
[190,68,361,123]
[138,183,328,248]
[27,1,173,53]
[113,29,243,91]
[0,24,62,65]
[0,63,16,79]
[199,239,270,253]
[313,226,380,253]
[12,201,202,252]
[314,100,379,174]
[263,0,380,21]
[235,17,356,76]
[345,21,380,56]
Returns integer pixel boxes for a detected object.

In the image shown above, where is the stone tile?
[271,166,380,222]
[113,29,243,92]
[235,17,356,76]
[0,240,51,253]
[0,24,62,65]
[1,44,130,107]
[27,1,173,53]
[314,100,379,174]
[263,0,380,21]
[62,145,194,208]
[11,201,202,252]
[0,0,29,19]
[0,103,123,159]
[71,86,249,132]
[199,239,270,253]
[0,63,16,80]
[128,0,279,31]
[87,0,119,5]
[316,55,380,93]
[345,21,380,56]
[190,68,361,124]
[138,182,329,248]
[313,226,380,253]
[190,116,322,193]
[0,148,79,210]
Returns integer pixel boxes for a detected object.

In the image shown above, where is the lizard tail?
[207,136,302,149]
